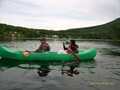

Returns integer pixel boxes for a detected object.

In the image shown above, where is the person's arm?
[63,42,67,50]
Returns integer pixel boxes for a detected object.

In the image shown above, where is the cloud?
[90,0,120,18]
[0,0,120,30]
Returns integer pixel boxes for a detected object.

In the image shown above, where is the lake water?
[0,40,120,90]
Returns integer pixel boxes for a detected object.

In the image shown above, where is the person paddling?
[63,39,80,61]
[63,40,79,54]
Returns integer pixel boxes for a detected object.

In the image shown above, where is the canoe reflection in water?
[61,61,80,77]
[36,62,80,77]
[37,65,50,77]
[0,59,80,77]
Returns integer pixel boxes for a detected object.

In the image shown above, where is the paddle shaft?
[68,47,80,61]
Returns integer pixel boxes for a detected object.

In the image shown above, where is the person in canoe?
[58,39,79,54]
[63,39,79,53]
[23,37,50,56]
[35,37,51,53]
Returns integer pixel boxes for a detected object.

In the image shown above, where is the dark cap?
[39,37,46,41]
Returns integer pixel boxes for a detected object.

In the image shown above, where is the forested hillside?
[0,18,120,41]
[64,18,120,39]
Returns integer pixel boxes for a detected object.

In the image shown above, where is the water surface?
[0,40,120,90]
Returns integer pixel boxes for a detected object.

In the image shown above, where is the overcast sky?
[0,0,120,30]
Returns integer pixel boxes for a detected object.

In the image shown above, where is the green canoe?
[0,45,97,61]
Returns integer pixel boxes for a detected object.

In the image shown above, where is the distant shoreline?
[1,38,120,43]
[20,38,120,42]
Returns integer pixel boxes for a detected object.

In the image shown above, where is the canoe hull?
[0,45,97,61]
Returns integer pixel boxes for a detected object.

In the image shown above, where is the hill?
[0,18,120,40]
[64,18,120,39]
[0,23,56,40]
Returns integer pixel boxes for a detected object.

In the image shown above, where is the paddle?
[68,47,80,61]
